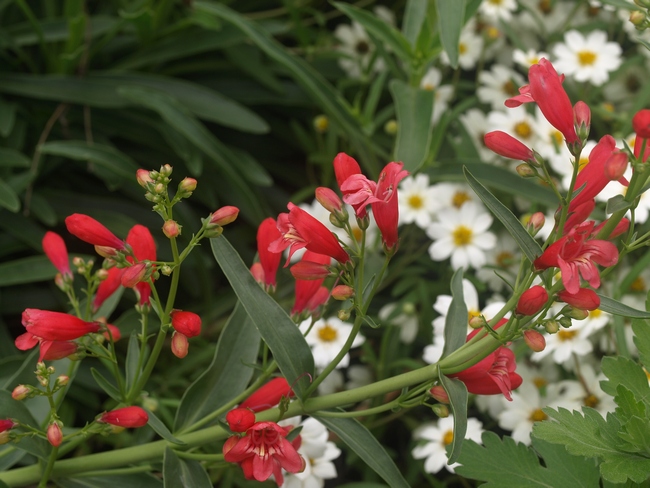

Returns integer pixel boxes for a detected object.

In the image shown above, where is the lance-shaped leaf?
[0,390,49,460]
[437,0,466,69]
[210,236,314,399]
[464,167,542,263]
[438,368,468,464]
[163,448,212,488]
[441,268,467,359]
[597,295,650,319]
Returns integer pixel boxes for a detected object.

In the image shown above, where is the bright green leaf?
[597,295,650,319]
[441,268,467,358]
[163,447,212,488]
[91,368,122,403]
[436,0,466,69]
[632,320,650,369]
[210,236,314,399]
[438,370,468,464]
[600,356,650,403]
[402,0,428,45]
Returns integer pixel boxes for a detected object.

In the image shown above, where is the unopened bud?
[523,329,546,352]
[178,177,197,193]
[331,285,354,300]
[12,385,31,401]
[432,403,449,418]
[516,285,548,316]
[209,206,239,226]
[338,309,351,321]
[290,261,331,280]
[153,182,165,194]
[384,119,398,135]
[604,151,629,181]
[559,317,573,328]
[527,212,545,236]
[54,273,66,290]
[573,101,591,140]
[72,256,84,267]
[55,375,69,388]
[250,262,265,284]
[313,114,329,134]
[162,220,181,238]
[160,265,172,276]
[121,263,149,288]
[160,164,173,177]
[544,320,560,334]
[171,332,189,359]
[47,422,63,447]
[94,245,118,259]
[566,307,589,320]
[315,187,343,213]
[516,163,537,178]
[96,268,109,281]
[469,316,484,329]
[136,169,153,188]
[630,9,647,27]
[429,385,449,404]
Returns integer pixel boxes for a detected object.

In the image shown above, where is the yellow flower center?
[351,226,363,243]
[408,195,424,209]
[533,376,547,389]
[317,324,338,342]
[452,226,473,246]
[443,430,454,446]
[551,130,563,147]
[557,329,578,341]
[423,83,435,91]
[459,43,467,55]
[588,309,602,319]
[630,276,646,292]
[577,156,589,172]
[496,251,514,268]
[502,80,517,96]
[468,309,481,324]
[577,50,597,66]
[529,409,548,422]
[452,191,471,208]
[584,394,599,408]
[514,121,532,139]
[488,0,503,4]
[539,0,552,14]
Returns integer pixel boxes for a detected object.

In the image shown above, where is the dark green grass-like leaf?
[0,177,20,212]
[596,295,650,319]
[0,390,49,460]
[163,448,212,488]
[464,167,543,263]
[436,0,466,69]
[146,410,185,446]
[315,416,410,488]
[0,256,56,286]
[174,302,260,431]
[210,236,314,399]
[402,0,428,45]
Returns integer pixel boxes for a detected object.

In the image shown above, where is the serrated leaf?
[436,0,466,69]
[600,356,650,403]
[614,385,647,423]
[210,236,313,399]
[441,268,467,359]
[597,295,650,319]
[146,410,185,446]
[438,371,468,464]
[618,415,650,455]
[388,80,434,173]
[91,368,122,402]
[464,167,542,263]
[163,447,212,488]
[314,416,409,488]
[174,302,260,431]
[533,407,650,484]
[632,320,650,369]
[455,431,600,487]
[0,390,49,460]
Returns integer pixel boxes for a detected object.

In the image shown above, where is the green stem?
[37,446,58,488]
[173,452,224,462]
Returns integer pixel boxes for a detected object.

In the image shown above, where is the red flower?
[557,288,600,310]
[484,131,535,161]
[564,199,595,232]
[270,205,350,265]
[256,218,283,289]
[93,267,123,312]
[99,407,149,428]
[20,309,99,342]
[170,310,202,338]
[534,221,618,294]
[450,346,522,400]
[334,153,372,218]
[568,135,617,213]
[0,420,16,433]
[632,109,650,139]
[223,421,305,485]
[333,152,362,189]
[516,285,548,316]
[226,408,256,433]
[42,232,72,278]
[65,214,125,250]
[37,340,78,362]
[371,162,409,250]
[634,134,650,163]
[291,251,331,316]
[239,377,294,413]
[126,225,157,306]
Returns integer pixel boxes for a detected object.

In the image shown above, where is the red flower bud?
[250,262,265,284]
[12,385,31,401]
[42,232,72,279]
[170,310,201,338]
[315,187,343,213]
[557,288,600,310]
[573,101,591,137]
[99,407,149,428]
[0,419,17,432]
[429,385,449,404]
[516,285,548,316]
[121,263,148,288]
[523,329,546,352]
[290,260,331,280]
[226,408,256,433]
[171,331,189,358]
[47,423,63,447]
[604,151,629,181]
[633,109,650,139]
[65,214,125,250]
[136,169,153,187]
[179,177,197,193]
[331,285,354,300]
[21,309,99,342]
[210,206,239,226]
[484,131,535,161]
[162,220,181,238]
[239,378,294,413]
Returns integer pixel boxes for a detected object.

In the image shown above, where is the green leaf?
[464,167,543,263]
[314,416,409,488]
[0,177,20,212]
[402,0,428,45]
[210,236,314,399]
[0,256,56,287]
[90,368,122,403]
[632,320,650,369]
[57,473,163,488]
[174,302,260,431]
[332,2,412,60]
[618,414,650,456]
[600,356,650,404]
[40,141,139,182]
[441,268,467,358]
[533,407,650,484]
[606,194,632,214]
[146,410,185,446]
[125,333,141,393]
[438,370,468,464]
[388,80,434,173]
[0,390,49,460]
[597,295,650,319]
[0,147,29,168]
[455,431,601,487]
[436,0,466,69]
[163,447,212,488]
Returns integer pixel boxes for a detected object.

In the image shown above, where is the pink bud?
[170,310,202,338]
[162,220,181,238]
[573,101,591,133]
[516,285,548,316]
[523,329,546,352]
[179,177,197,193]
[0,419,17,432]
[121,263,148,288]
[429,385,449,404]
[331,285,354,300]
[99,407,149,428]
[527,212,546,235]
[103,324,122,342]
[633,109,650,139]
[47,423,63,447]
[484,131,534,161]
[290,260,331,280]
[12,385,30,401]
[210,206,239,226]
[604,151,629,181]
[225,408,256,433]
[136,169,153,187]
[315,187,343,213]
[171,332,189,358]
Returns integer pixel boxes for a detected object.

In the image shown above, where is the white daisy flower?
[512,48,550,69]
[476,232,520,292]
[552,30,622,86]
[428,182,479,211]
[420,67,455,123]
[532,320,593,366]
[441,20,484,70]
[479,0,518,22]
[426,202,497,270]
[412,415,484,473]
[459,108,498,162]
[334,22,384,79]
[379,302,419,344]
[300,317,365,369]
[477,64,525,111]
[487,106,541,150]
[556,364,616,417]
[398,173,441,229]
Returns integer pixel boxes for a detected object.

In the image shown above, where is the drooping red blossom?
[170,310,202,338]
[93,267,123,312]
[516,285,548,316]
[333,152,362,190]
[37,340,78,362]
[291,251,331,316]
[65,214,125,250]
[270,205,350,265]
[256,218,283,289]
[568,135,617,213]
[42,232,72,279]
[450,346,522,400]
[484,131,535,161]
[20,309,99,342]
[534,221,618,294]
[239,377,294,413]
[223,421,305,485]
[99,407,149,428]
[226,408,256,433]
[563,199,595,232]
[632,109,650,139]
[371,162,409,250]
[557,288,600,310]
[506,58,579,145]
[126,225,157,306]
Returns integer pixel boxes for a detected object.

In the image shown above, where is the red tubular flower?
[564,199,595,232]
[484,131,535,161]
[226,408,256,433]
[568,135,617,213]
[592,217,630,240]
[170,310,202,338]
[38,341,78,362]
[516,285,548,316]
[42,232,72,278]
[223,421,305,485]
[257,218,283,289]
[534,221,618,294]
[290,260,331,280]
[334,153,371,218]
[634,135,650,163]
[371,162,409,250]
[270,205,350,265]
[633,109,650,138]
[604,151,629,182]
[93,267,123,312]
[21,309,99,342]
[126,225,157,306]
[99,407,149,428]
[291,251,331,316]
[557,288,600,310]
[450,347,522,400]
[333,152,362,190]
[121,263,148,288]
[65,214,125,250]
[239,378,294,413]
